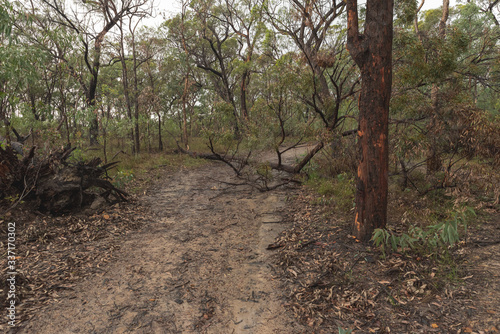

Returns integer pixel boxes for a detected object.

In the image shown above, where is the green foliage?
[338,327,353,334]
[0,0,12,37]
[306,171,355,213]
[372,207,476,258]
[68,148,86,162]
[112,169,135,188]
[394,0,418,27]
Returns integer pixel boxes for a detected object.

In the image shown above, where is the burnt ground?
[0,147,499,334]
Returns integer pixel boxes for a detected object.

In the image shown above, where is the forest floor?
[1,146,499,333]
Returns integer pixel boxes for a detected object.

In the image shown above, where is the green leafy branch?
[372,207,476,258]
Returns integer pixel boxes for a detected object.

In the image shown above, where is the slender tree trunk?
[64,113,70,145]
[147,120,151,152]
[427,86,442,174]
[240,71,249,120]
[347,0,394,241]
[28,89,40,121]
[427,0,449,174]
[179,4,192,149]
[182,75,189,149]
[414,0,425,42]
[57,74,71,145]
[88,100,99,146]
[157,111,163,151]
[132,35,140,154]
[89,109,99,146]
[87,68,100,146]
[102,106,109,164]
[119,20,136,154]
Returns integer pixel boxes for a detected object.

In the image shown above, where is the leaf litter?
[0,162,499,333]
[0,197,151,329]
[273,186,500,333]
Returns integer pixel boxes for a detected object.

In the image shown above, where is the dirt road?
[18,149,310,333]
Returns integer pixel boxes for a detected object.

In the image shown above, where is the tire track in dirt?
[18,161,305,334]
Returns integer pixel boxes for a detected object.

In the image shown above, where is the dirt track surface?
[17,159,306,334]
[9,144,499,334]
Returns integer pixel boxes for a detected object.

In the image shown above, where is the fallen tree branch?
[268,141,325,174]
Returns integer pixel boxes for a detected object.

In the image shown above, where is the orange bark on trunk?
[346,0,394,241]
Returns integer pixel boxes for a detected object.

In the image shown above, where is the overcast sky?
[143,0,457,28]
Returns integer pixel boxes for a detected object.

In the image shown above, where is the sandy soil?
[16,147,313,334]
[6,144,498,334]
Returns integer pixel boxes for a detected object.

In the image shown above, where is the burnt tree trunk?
[346,0,393,241]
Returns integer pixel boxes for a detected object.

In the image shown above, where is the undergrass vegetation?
[70,139,211,195]
[300,141,495,289]
[305,169,355,214]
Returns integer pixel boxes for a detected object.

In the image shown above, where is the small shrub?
[112,169,135,188]
[372,206,476,258]
[338,327,353,334]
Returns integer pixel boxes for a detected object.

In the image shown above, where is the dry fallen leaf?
[431,323,439,328]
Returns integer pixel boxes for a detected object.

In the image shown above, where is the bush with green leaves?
[338,327,353,334]
[112,169,135,189]
[372,206,476,258]
[305,171,355,213]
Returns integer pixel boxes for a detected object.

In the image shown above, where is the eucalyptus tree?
[250,52,312,165]
[391,1,500,190]
[476,0,500,25]
[182,0,239,134]
[18,0,152,145]
[0,0,16,140]
[168,0,266,137]
[117,4,153,153]
[346,0,393,241]
[0,0,10,36]
[131,27,169,151]
[218,0,265,120]
[164,0,197,148]
[452,2,500,108]
[265,0,358,132]
[0,2,46,142]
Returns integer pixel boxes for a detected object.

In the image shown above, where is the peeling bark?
[347,0,393,241]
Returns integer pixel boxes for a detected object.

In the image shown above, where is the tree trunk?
[182,75,189,149]
[347,0,393,241]
[426,0,449,174]
[89,116,99,146]
[102,107,108,164]
[87,66,100,146]
[119,20,136,154]
[157,112,163,151]
[132,36,140,154]
[427,86,442,174]
[240,71,249,120]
